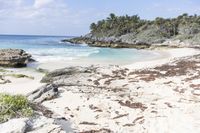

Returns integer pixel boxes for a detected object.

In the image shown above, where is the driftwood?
[27,84,58,103]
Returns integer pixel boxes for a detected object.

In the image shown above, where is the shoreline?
[30,47,200,71]
[1,47,199,95]
[31,48,170,71]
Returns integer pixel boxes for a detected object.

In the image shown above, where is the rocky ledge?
[62,37,152,49]
[0,49,32,67]
[62,35,200,49]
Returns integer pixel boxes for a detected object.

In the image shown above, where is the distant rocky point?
[0,49,32,67]
[62,13,200,49]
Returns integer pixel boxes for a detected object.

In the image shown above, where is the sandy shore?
[125,48,200,69]
[1,48,200,132]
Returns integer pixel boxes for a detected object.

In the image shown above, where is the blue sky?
[0,0,200,36]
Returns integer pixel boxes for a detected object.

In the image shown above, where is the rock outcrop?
[41,66,97,84]
[40,65,129,90]
[0,49,32,67]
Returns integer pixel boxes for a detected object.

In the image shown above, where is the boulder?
[0,49,32,67]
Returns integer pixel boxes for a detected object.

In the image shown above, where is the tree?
[89,13,200,38]
[90,23,97,31]
[109,13,116,20]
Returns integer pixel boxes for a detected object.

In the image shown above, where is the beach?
[1,1,200,132]
[1,47,200,132]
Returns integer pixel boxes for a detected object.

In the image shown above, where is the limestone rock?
[0,49,32,67]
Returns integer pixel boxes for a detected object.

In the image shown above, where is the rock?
[0,75,11,84]
[40,65,128,91]
[27,84,59,103]
[178,23,200,35]
[40,66,99,89]
[41,66,95,83]
[0,115,70,133]
[0,118,28,133]
[27,115,68,133]
[0,49,32,67]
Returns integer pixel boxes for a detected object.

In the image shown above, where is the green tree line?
[90,13,200,37]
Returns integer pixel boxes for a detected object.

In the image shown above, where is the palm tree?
[109,13,116,20]
[106,13,117,29]
[90,23,97,31]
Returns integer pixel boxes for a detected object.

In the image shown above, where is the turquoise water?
[0,35,159,64]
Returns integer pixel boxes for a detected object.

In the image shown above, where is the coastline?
[31,47,200,71]
[1,47,199,95]
[33,48,167,71]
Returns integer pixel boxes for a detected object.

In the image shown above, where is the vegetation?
[90,13,200,38]
[6,74,34,79]
[0,94,33,123]
[0,69,8,73]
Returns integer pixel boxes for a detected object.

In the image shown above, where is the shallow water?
[0,35,161,65]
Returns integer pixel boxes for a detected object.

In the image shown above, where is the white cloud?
[0,0,22,9]
[33,0,54,8]
[0,0,99,35]
[0,0,69,19]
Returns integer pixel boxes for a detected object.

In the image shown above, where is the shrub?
[0,93,33,123]
[6,74,34,79]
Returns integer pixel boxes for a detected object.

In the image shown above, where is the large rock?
[0,49,32,67]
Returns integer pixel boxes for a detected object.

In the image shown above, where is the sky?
[0,0,200,36]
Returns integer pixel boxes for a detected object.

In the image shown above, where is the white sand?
[125,48,200,69]
[0,68,45,95]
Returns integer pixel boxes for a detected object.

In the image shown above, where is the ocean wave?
[27,47,100,62]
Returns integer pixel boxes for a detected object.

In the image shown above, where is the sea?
[0,35,161,66]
